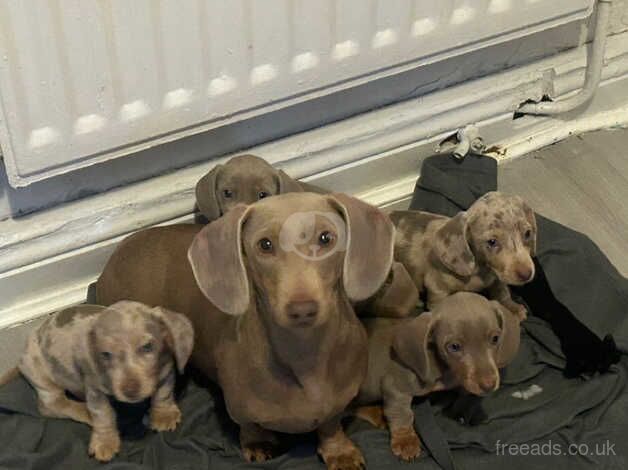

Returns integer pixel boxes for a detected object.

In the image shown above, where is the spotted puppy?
[195,154,325,221]
[391,191,536,319]
[355,292,521,461]
[18,301,194,462]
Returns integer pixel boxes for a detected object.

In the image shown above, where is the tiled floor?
[1,127,627,376]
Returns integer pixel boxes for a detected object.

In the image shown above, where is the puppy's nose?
[286,301,319,323]
[478,377,497,394]
[516,267,533,283]
[122,378,141,401]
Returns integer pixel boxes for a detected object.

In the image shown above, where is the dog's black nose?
[516,267,533,282]
[286,301,319,323]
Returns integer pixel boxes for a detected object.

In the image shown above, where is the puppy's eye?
[490,334,500,345]
[447,343,462,353]
[100,351,112,361]
[319,231,334,246]
[223,189,233,198]
[140,342,154,354]
[258,191,269,199]
[524,229,532,240]
[487,238,498,248]
[258,238,273,253]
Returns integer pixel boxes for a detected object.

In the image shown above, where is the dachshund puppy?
[391,191,536,318]
[17,301,193,461]
[355,292,521,461]
[195,154,325,221]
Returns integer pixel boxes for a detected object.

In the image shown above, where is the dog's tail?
[0,366,20,387]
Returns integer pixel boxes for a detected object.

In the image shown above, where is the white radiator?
[0,0,594,186]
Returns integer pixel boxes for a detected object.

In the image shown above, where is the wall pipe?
[518,0,613,115]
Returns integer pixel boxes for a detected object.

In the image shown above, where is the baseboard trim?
[2,32,628,329]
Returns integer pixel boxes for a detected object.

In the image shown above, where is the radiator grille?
[0,0,593,186]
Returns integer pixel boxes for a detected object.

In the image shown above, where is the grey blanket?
[1,154,626,469]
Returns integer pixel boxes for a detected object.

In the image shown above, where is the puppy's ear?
[195,165,223,221]
[152,307,194,373]
[188,205,250,315]
[392,312,440,384]
[490,300,521,368]
[277,169,304,194]
[329,193,394,302]
[521,200,537,256]
[433,212,476,277]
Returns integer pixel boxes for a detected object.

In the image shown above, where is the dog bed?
[0,154,626,469]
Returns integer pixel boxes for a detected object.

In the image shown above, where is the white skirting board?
[2,31,628,330]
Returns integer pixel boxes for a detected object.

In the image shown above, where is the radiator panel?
[0,0,594,185]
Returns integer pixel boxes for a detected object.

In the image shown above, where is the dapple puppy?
[96,192,395,470]
[355,292,521,461]
[195,154,325,221]
[391,191,537,318]
[17,301,193,462]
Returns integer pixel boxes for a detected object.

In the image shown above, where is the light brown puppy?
[391,191,537,319]
[195,154,325,221]
[96,192,395,470]
[355,292,521,461]
[17,301,193,462]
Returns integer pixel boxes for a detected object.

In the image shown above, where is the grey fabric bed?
[0,154,626,469]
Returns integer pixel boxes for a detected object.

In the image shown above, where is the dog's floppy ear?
[195,164,223,221]
[329,193,394,302]
[490,301,521,368]
[433,212,476,277]
[392,312,440,384]
[277,169,304,194]
[151,306,194,373]
[188,205,250,315]
[520,198,537,256]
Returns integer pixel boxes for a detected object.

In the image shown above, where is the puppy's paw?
[150,403,181,432]
[322,445,366,470]
[242,442,277,462]
[512,302,527,321]
[89,431,121,462]
[390,426,421,461]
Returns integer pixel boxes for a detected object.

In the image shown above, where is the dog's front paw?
[89,430,121,462]
[321,445,366,470]
[150,403,182,432]
[508,302,527,321]
[390,426,421,461]
[242,442,278,462]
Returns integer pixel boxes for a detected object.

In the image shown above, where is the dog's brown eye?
[100,351,112,361]
[223,189,233,198]
[524,229,532,240]
[447,343,462,353]
[140,342,153,354]
[258,191,269,199]
[490,335,500,345]
[487,238,498,248]
[319,231,334,246]
[258,238,273,253]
